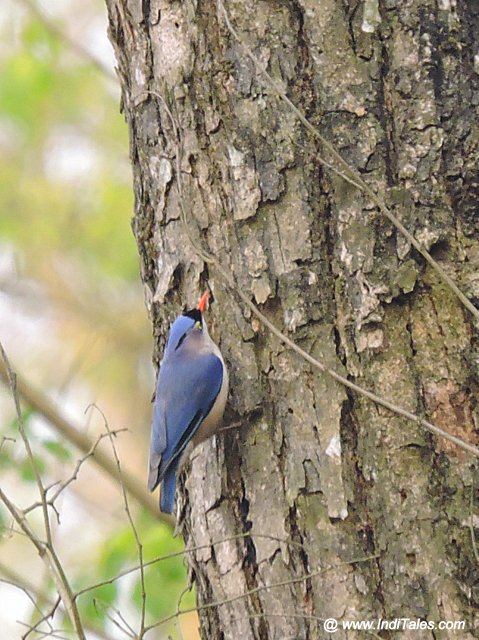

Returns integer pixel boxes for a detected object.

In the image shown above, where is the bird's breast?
[193,360,229,446]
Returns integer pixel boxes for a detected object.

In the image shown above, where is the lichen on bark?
[106,0,479,637]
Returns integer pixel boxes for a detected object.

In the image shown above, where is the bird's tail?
[160,463,178,514]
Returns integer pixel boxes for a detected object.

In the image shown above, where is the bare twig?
[0,343,86,639]
[49,428,127,504]
[0,435,16,452]
[217,420,242,433]
[0,565,48,620]
[0,354,171,524]
[87,403,147,639]
[23,598,61,640]
[18,0,117,81]
[75,531,311,598]
[93,600,136,639]
[17,621,71,640]
[0,487,85,639]
[145,553,378,632]
[175,585,191,640]
[22,429,127,524]
[149,91,479,459]
[216,0,479,324]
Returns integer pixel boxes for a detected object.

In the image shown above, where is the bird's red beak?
[197,291,209,313]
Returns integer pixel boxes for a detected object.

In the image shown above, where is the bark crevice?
[105,0,479,636]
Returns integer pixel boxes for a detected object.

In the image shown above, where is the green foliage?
[0,408,40,481]
[19,454,46,482]
[1,407,72,479]
[0,10,136,282]
[0,3,195,637]
[11,407,35,433]
[0,0,152,418]
[82,583,118,627]
[135,512,196,619]
[0,5,152,415]
[76,511,195,633]
[42,438,72,461]
[1,406,195,634]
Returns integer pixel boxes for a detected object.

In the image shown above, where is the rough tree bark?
[105,0,479,638]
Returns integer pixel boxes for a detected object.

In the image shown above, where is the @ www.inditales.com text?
[322,617,466,633]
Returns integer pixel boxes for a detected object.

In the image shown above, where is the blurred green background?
[0,1,197,638]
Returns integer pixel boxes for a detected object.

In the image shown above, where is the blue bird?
[148,292,229,514]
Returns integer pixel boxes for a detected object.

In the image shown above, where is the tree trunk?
[105,0,479,637]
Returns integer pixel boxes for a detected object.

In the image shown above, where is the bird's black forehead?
[183,308,202,322]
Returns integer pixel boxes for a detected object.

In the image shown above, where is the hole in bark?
[406,320,417,356]
[240,496,251,527]
[171,263,184,297]
[361,524,376,555]
[428,239,449,260]
[333,326,346,365]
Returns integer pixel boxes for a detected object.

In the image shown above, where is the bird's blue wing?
[148,350,223,493]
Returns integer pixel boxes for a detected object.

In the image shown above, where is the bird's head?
[165,291,211,353]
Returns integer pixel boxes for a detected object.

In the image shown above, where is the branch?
[23,429,126,523]
[0,343,86,639]
[150,92,479,460]
[93,600,136,639]
[0,351,172,525]
[217,0,479,324]
[145,553,378,632]
[0,485,85,638]
[18,0,117,81]
[76,530,366,599]
[89,404,147,639]
[0,562,49,619]
[0,563,125,640]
